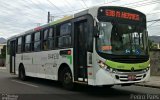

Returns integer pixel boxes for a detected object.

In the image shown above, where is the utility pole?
[47,11,54,23]
[47,11,50,23]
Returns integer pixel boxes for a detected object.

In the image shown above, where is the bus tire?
[60,68,74,90]
[19,66,26,81]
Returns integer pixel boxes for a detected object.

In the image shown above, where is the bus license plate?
[128,75,136,81]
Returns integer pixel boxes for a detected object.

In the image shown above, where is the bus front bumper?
[92,68,150,86]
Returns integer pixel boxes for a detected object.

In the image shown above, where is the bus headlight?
[98,60,117,73]
[143,67,149,72]
[99,61,105,68]
[112,68,117,73]
[98,60,107,69]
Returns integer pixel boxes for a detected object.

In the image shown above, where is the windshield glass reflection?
[97,22,148,55]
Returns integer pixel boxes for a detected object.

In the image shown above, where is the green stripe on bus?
[49,16,72,26]
[67,55,72,64]
[105,60,149,70]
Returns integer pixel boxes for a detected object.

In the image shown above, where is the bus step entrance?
[78,66,87,82]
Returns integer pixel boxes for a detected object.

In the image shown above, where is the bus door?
[74,19,88,82]
[10,40,16,73]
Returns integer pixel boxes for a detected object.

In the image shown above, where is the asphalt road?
[0,69,160,100]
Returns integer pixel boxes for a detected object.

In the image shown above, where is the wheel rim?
[64,72,72,84]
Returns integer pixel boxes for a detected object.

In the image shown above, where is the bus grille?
[115,71,147,82]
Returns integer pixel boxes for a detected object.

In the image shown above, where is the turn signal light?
[67,50,71,55]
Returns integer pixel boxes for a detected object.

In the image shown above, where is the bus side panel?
[22,53,36,77]
[15,54,22,74]
[57,48,74,80]
[17,49,73,81]
[38,50,58,80]
[44,48,73,81]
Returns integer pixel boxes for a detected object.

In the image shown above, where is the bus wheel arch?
[18,63,26,81]
[58,63,74,90]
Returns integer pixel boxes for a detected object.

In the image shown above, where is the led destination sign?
[97,7,146,23]
[105,10,140,21]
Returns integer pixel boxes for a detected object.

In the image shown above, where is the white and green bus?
[6,6,150,89]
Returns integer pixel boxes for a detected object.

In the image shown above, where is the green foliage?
[148,39,158,50]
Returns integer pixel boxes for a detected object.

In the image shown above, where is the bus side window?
[55,25,60,48]
[17,37,22,53]
[58,22,71,48]
[34,32,41,51]
[42,29,49,50]
[48,27,54,49]
[25,35,31,52]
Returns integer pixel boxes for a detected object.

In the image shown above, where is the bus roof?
[7,15,74,40]
[7,6,145,41]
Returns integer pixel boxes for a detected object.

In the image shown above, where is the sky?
[0,0,160,39]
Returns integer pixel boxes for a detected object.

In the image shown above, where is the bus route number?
[48,53,59,59]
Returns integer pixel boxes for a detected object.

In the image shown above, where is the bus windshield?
[97,22,148,55]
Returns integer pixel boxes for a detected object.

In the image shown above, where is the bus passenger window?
[34,32,41,51]
[17,37,22,53]
[25,35,31,52]
[43,29,48,50]
[58,22,71,48]
[48,28,54,49]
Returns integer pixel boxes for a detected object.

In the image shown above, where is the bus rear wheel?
[19,66,26,81]
[60,68,73,90]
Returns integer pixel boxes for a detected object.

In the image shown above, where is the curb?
[135,83,160,89]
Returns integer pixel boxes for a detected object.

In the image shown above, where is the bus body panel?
[6,6,150,87]
[93,68,150,85]
[15,48,73,81]
[88,38,150,86]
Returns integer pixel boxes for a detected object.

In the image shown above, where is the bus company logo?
[131,67,134,72]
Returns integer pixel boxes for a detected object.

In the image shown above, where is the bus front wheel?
[61,68,73,90]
